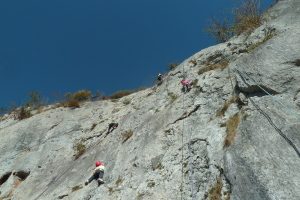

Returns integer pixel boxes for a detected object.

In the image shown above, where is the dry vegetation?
[110,90,135,100]
[216,96,242,117]
[63,99,80,108]
[233,0,262,35]
[247,27,276,52]
[168,92,178,104]
[115,176,123,187]
[293,59,300,66]
[60,90,92,108]
[168,63,179,71]
[122,98,131,105]
[90,123,97,131]
[207,0,263,42]
[64,90,91,102]
[15,107,32,120]
[198,58,229,75]
[224,113,240,148]
[71,185,83,192]
[206,19,233,43]
[73,141,86,160]
[122,130,133,143]
[208,177,223,200]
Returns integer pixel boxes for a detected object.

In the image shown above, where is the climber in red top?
[85,161,105,186]
[180,79,192,93]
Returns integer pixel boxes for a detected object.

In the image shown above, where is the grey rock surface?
[0,1,300,199]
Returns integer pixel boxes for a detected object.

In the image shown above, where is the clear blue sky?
[0,0,273,107]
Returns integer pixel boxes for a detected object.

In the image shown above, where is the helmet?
[95,161,101,167]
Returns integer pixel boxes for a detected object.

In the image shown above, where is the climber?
[157,73,163,86]
[107,122,118,133]
[180,79,192,93]
[85,161,105,186]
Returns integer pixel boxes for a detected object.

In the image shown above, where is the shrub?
[69,90,91,102]
[293,59,300,66]
[147,180,155,188]
[198,58,229,75]
[216,96,241,117]
[189,59,197,66]
[168,92,178,104]
[168,63,179,71]
[122,98,131,105]
[64,99,80,108]
[25,91,43,109]
[90,123,97,131]
[207,0,263,42]
[246,27,276,52]
[61,90,91,108]
[115,176,123,187]
[122,130,133,143]
[224,114,240,148]
[110,90,134,100]
[191,79,198,86]
[0,107,7,116]
[206,18,233,43]
[72,185,83,192]
[73,141,86,160]
[137,193,145,200]
[16,107,32,120]
[233,0,262,35]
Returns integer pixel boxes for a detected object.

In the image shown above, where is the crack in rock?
[170,104,201,125]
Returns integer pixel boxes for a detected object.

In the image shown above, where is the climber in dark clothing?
[107,122,118,133]
[157,73,163,86]
[85,161,105,186]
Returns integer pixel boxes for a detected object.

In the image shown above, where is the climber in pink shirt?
[180,79,192,93]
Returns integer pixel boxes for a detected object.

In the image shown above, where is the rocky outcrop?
[0,0,299,199]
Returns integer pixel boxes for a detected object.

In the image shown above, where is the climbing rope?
[180,63,196,200]
[236,69,300,158]
[34,129,108,200]
[180,65,185,200]
[227,65,235,95]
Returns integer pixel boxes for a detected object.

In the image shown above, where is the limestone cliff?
[0,0,299,199]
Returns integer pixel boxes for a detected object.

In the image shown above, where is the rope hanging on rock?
[236,69,300,158]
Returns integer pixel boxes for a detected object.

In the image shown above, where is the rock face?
[0,1,300,199]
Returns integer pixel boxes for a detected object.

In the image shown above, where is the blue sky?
[0,0,273,108]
